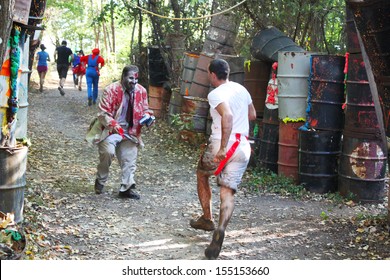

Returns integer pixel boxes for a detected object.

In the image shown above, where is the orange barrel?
[181,96,210,133]
[259,107,279,173]
[277,121,305,183]
[243,60,272,118]
[338,130,386,203]
[180,52,200,96]
[148,85,165,118]
[298,130,342,194]
[189,53,214,98]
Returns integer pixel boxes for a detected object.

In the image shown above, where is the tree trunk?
[0,0,15,67]
[110,0,116,53]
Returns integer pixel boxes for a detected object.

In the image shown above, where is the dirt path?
[23,70,389,260]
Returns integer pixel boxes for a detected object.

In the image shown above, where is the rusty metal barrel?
[278,51,312,121]
[338,131,386,203]
[244,60,271,118]
[251,26,304,62]
[278,121,304,182]
[299,130,342,193]
[181,96,210,133]
[189,53,214,98]
[259,107,279,173]
[345,53,380,135]
[203,13,238,55]
[346,0,390,135]
[306,55,346,131]
[0,146,28,224]
[168,88,182,125]
[148,85,165,118]
[180,52,199,96]
[345,6,360,54]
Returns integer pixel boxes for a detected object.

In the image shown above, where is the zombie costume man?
[86,65,153,199]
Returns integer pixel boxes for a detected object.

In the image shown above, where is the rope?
[135,0,247,21]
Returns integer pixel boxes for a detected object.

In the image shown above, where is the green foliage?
[246,167,308,199]
[170,114,195,131]
[320,211,329,220]
[245,167,360,204]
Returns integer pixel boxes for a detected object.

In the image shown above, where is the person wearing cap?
[54,40,73,96]
[80,48,105,106]
[72,50,86,91]
[36,43,50,93]
[189,59,256,260]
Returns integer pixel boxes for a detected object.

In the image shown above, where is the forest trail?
[22,69,389,260]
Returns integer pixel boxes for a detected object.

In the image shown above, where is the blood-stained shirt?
[97,81,150,140]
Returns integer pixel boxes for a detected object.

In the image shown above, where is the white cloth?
[207,81,253,141]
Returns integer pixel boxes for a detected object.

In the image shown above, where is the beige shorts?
[197,137,251,191]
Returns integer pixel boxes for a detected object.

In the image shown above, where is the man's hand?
[214,147,227,162]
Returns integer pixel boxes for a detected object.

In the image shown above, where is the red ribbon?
[214,133,242,176]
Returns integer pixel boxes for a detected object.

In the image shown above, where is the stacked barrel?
[299,55,346,193]
[243,60,271,166]
[337,7,386,203]
[0,29,30,223]
[172,11,246,142]
[148,46,170,119]
[258,63,279,173]
[168,52,199,125]
[277,51,312,183]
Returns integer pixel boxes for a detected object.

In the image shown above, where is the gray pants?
[96,134,138,191]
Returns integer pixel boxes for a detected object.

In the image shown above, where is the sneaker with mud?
[205,229,225,260]
[190,216,215,231]
[94,179,104,194]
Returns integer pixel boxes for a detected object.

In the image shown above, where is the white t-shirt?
[208,81,253,140]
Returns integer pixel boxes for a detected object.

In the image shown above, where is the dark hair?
[208,59,230,80]
[121,65,139,80]
[61,40,67,46]
[40,44,46,50]
[78,50,84,56]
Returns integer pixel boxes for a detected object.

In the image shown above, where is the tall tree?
[0,0,15,67]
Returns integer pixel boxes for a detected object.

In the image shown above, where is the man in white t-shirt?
[190,59,257,259]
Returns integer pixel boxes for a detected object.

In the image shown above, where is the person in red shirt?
[80,48,105,106]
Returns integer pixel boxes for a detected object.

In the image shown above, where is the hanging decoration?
[8,25,21,122]
[1,24,21,147]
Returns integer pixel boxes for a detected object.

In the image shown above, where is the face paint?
[122,71,139,91]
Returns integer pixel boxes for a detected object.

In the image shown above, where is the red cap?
[92,48,100,55]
